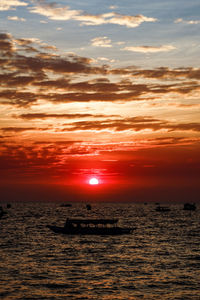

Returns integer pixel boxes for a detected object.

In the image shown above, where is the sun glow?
[89,177,99,185]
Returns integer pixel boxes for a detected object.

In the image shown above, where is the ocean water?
[0,202,199,300]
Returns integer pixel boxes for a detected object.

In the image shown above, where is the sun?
[89,177,99,185]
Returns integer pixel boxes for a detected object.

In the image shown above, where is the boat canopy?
[65,218,118,225]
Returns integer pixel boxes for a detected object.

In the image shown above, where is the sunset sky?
[0,0,200,202]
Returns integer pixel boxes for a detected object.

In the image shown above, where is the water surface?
[0,202,199,299]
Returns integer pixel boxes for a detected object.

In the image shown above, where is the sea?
[0,202,199,300]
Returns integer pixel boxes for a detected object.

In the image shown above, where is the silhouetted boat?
[47,218,134,235]
[183,203,196,211]
[0,207,6,219]
[60,203,72,207]
[155,206,170,212]
[86,204,91,210]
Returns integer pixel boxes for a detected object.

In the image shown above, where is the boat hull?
[47,225,133,235]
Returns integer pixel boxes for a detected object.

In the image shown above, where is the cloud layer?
[1,33,199,107]
[29,1,157,27]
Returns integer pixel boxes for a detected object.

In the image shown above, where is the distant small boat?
[0,207,6,218]
[86,204,91,210]
[47,218,134,235]
[60,203,72,207]
[155,206,170,212]
[183,203,196,211]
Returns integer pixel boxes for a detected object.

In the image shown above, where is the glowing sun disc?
[89,177,99,185]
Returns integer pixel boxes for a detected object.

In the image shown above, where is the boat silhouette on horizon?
[47,218,134,235]
[183,203,196,211]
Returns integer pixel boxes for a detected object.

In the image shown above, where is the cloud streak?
[175,18,200,25]
[16,113,118,120]
[29,1,157,28]
[61,116,200,133]
[123,45,176,53]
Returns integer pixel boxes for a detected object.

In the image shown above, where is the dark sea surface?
[0,202,199,300]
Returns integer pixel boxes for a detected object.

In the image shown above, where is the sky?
[0,0,200,202]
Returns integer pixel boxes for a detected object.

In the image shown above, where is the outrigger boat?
[47,218,134,235]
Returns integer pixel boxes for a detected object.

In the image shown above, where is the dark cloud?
[0,33,107,75]
[0,73,37,86]
[0,90,38,106]
[33,140,82,145]
[17,113,118,120]
[1,127,36,133]
[46,91,148,103]
[1,127,50,133]
[112,67,200,80]
[0,33,14,55]
[9,54,106,74]
[61,116,200,132]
